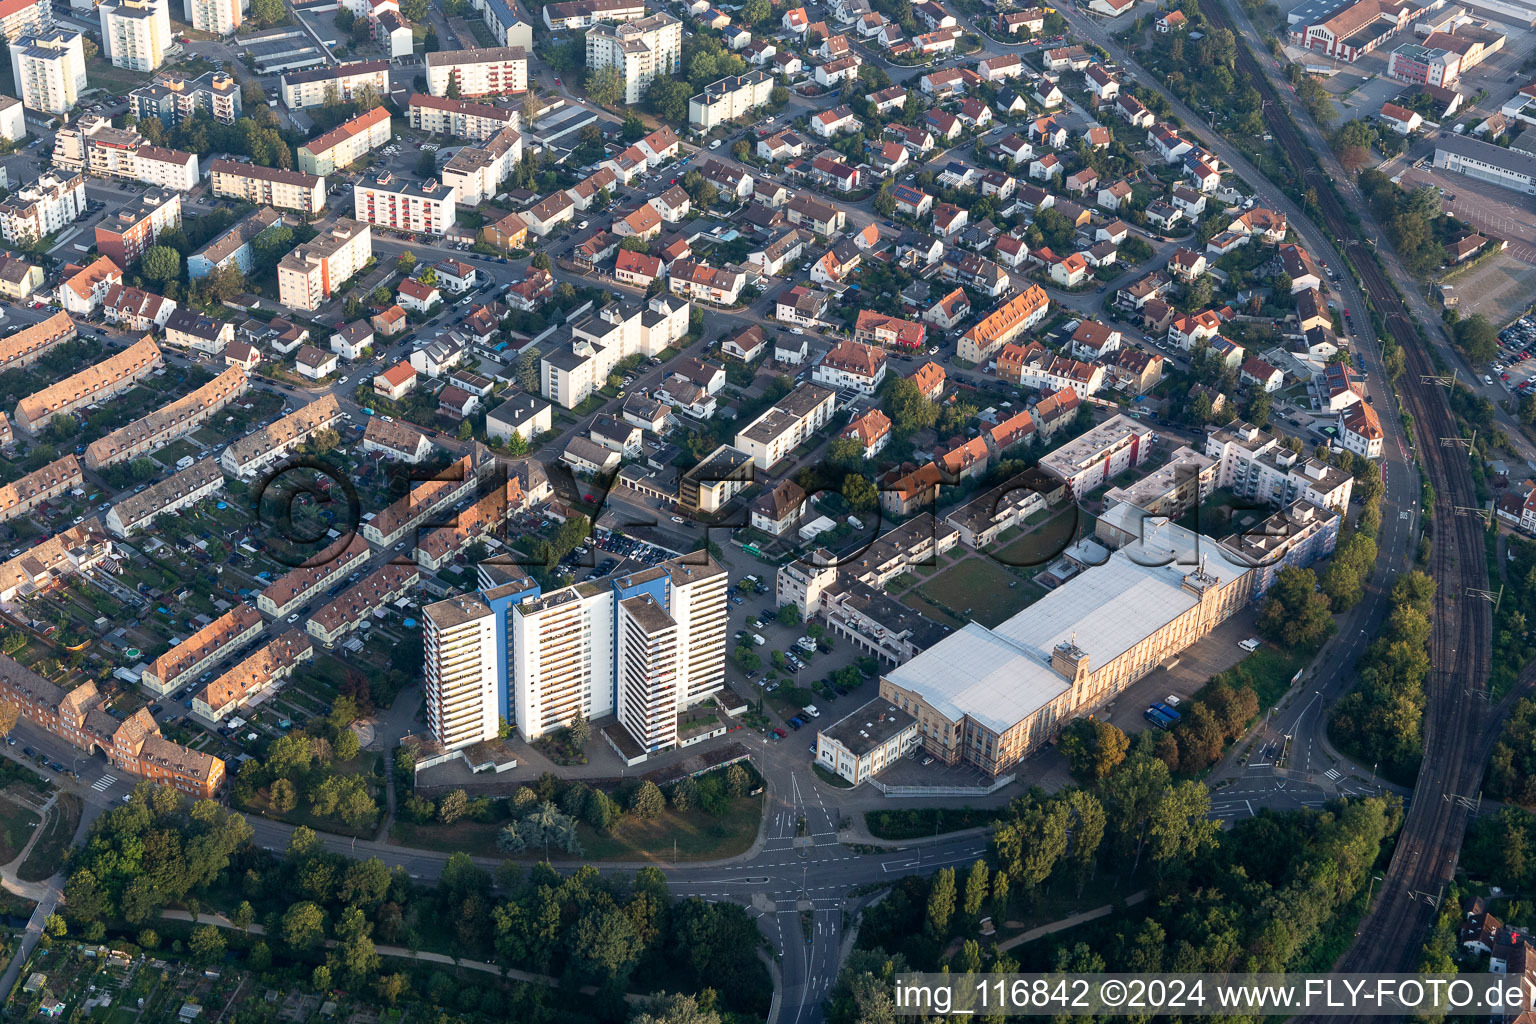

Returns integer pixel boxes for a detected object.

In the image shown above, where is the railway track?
[1201,0,1496,992]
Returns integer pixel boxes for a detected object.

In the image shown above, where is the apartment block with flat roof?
[94,190,181,268]
[352,173,456,235]
[280,59,389,108]
[423,592,500,752]
[276,217,371,311]
[586,11,682,103]
[733,382,837,470]
[99,0,171,72]
[408,92,519,139]
[0,171,84,245]
[10,29,83,114]
[129,70,241,125]
[424,46,528,96]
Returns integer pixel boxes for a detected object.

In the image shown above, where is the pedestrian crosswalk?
[91,773,117,792]
[1324,769,1341,781]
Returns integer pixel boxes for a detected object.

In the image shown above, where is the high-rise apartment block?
[276,218,372,311]
[586,11,681,104]
[0,0,49,43]
[509,555,728,752]
[11,30,85,114]
[99,0,171,72]
[183,0,243,35]
[423,592,502,752]
[352,173,456,235]
[128,71,242,125]
[424,46,528,97]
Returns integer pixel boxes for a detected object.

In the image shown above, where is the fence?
[867,773,1016,798]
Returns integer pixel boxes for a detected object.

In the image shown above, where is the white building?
[815,697,919,784]
[1204,421,1355,510]
[1433,133,1536,195]
[541,295,688,409]
[586,11,681,104]
[280,60,390,109]
[511,554,728,752]
[688,70,773,129]
[99,0,170,72]
[11,30,86,115]
[1039,414,1155,497]
[0,171,83,245]
[408,93,520,140]
[183,0,241,35]
[424,46,528,97]
[734,382,837,470]
[276,218,371,312]
[352,173,456,235]
[423,593,501,752]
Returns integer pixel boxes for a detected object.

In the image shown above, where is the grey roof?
[820,696,916,757]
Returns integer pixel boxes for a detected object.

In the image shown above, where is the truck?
[1151,701,1181,722]
[1144,707,1174,730]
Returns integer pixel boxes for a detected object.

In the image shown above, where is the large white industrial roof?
[887,513,1252,734]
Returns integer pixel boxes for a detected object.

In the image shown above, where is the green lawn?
[992,507,1083,569]
[0,795,39,863]
[913,558,1041,628]
[17,792,79,882]
[84,56,152,95]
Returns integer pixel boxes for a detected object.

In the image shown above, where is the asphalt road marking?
[91,773,117,792]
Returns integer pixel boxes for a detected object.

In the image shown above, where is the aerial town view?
[0,0,1531,1015]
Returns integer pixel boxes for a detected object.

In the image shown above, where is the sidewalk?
[994,892,1147,953]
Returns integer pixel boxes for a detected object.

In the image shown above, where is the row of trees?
[56,782,771,1022]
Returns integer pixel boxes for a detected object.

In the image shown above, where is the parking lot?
[1496,315,1536,396]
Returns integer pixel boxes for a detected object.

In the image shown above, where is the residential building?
[59,257,120,315]
[0,254,39,300]
[194,630,314,721]
[222,394,342,480]
[813,338,887,394]
[541,294,689,409]
[15,336,162,434]
[424,45,528,96]
[187,207,280,280]
[749,478,807,536]
[298,105,391,176]
[1038,414,1154,497]
[0,654,223,796]
[10,30,85,114]
[0,309,73,373]
[1204,421,1355,510]
[105,458,223,536]
[257,533,370,619]
[280,59,390,108]
[276,218,372,311]
[815,697,919,785]
[689,70,773,128]
[129,73,241,127]
[958,285,1049,364]
[211,160,325,214]
[1211,499,1340,599]
[94,191,182,269]
[1340,399,1384,458]
[734,382,837,470]
[0,171,83,246]
[408,93,519,139]
[0,0,49,43]
[440,125,521,207]
[0,453,80,524]
[510,554,728,751]
[184,0,241,34]
[586,11,682,104]
[353,173,456,235]
[141,603,263,695]
[98,0,170,73]
[308,564,419,646]
[84,364,246,469]
[668,259,745,305]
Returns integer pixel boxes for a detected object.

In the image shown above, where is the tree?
[777,604,801,627]
[1057,718,1128,782]
[925,867,956,936]
[281,901,326,949]
[270,778,297,812]
[962,858,989,917]
[1243,386,1273,428]
[190,924,226,965]
[725,763,751,797]
[1453,314,1499,365]
[396,250,416,273]
[250,0,283,23]
[631,780,665,819]
[568,708,591,747]
[587,66,625,107]
[585,788,620,832]
[140,246,180,283]
[0,698,16,738]
[645,76,691,124]
[437,789,468,824]
[843,473,877,512]
[884,379,940,432]
[1257,566,1336,649]
[633,993,722,1024]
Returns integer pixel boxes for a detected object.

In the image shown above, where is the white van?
[752,633,766,646]
[802,705,820,718]
[1238,637,1262,652]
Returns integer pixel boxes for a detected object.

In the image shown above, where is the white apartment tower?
[11,30,85,115]
[184,0,242,35]
[586,11,681,104]
[511,555,728,753]
[99,0,170,72]
[423,593,501,752]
